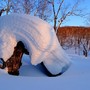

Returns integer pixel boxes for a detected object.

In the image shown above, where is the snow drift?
[0,13,71,75]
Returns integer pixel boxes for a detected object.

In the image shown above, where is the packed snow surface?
[0,54,90,90]
[0,14,70,75]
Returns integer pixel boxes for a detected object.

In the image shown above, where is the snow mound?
[0,30,17,61]
[0,13,71,75]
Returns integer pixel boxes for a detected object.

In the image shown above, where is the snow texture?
[0,54,90,90]
[0,13,70,75]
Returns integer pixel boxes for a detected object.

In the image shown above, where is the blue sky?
[61,0,90,26]
[0,0,90,26]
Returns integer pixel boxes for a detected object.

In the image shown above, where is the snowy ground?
[0,54,90,90]
[0,14,89,90]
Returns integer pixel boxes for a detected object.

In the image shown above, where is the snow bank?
[0,13,71,75]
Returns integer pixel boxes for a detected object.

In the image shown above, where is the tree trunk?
[0,9,5,16]
[83,45,88,57]
[54,16,57,31]
[0,41,29,75]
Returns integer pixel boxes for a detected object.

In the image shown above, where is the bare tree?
[0,0,11,16]
[11,0,35,14]
[34,0,52,21]
[49,0,85,33]
[9,0,52,21]
[22,0,35,14]
[0,0,85,29]
[6,0,11,14]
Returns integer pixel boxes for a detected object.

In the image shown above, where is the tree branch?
[56,0,64,17]
[0,9,6,16]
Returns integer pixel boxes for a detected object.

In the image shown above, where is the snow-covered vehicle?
[0,14,71,76]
